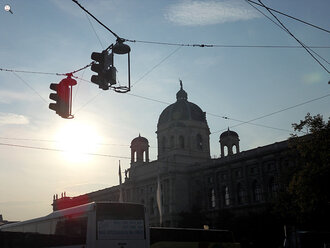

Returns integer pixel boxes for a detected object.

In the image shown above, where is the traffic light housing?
[49,75,77,119]
[91,50,116,90]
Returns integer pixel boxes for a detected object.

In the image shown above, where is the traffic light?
[91,50,116,90]
[49,75,77,119]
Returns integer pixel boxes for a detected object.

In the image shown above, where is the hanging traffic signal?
[49,75,77,119]
[49,83,61,114]
[91,50,116,90]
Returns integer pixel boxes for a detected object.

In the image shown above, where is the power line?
[211,93,330,134]
[0,136,154,149]
[0,141,217,166]
[126,39,330,49]
[246,0,330,34]
[3,66,328,135]
[132,46,182,87]
[207,112,301,134]
[71,0,121,40]
[12,72,48,105]
[0,142,130,159]
[0,63,93,77]
[85,12,104,49]
[245,0,330,67]
[256,0,329,73]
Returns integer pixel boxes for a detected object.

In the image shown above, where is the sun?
[55,121,102,163]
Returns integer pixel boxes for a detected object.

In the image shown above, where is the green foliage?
[275,113,330,227]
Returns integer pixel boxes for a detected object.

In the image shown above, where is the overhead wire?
[0,142,130,159]
[71,0,121,40]
[246,0,330,34]
[85,12,104,49]
[244,0,330,67]
[2,92,329,158]
[132,46,182,87]
[125,39,330,49]
[12,72,48,105]
[211,93,330,134]
[0,63,94,78]
[207,112,301,134]
[254,0,329,73]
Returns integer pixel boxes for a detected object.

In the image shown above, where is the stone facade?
[52,83,291,227]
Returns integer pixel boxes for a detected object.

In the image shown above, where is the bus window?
[23,224,36,233]
[37,220,52,234]
[54,216,88,243]
[96,202,146,241]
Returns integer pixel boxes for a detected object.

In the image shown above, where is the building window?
[133,151,137,162]
[252,180,262,202]
[179,135,185,149]
[223,146,228,156]
[170,136,174,148]
[235,169,242,178]
[209,188,216,208]
[223,186,230,206]
[233,145,237,154]
[196,134,203,150]
[269,177,279,197]
[237,183,245,204]
[220,173,227,181]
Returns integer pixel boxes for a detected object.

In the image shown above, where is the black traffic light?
[49,83,60,114]
[91,50,116,90]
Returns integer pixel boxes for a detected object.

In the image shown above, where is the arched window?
[268,177,278,197]
[134,151,137,162]
[197,134,203,150]
[224,146,228,156]
[209,188,216,208]
[252,180,262,202]
[223,186,230,206]
[233,145,237,154]
[170,136,174,148]
[143,151,146,162]
[237,183,245,204]
[179,135,185,149]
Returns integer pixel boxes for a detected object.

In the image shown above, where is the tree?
[275,113,330,228]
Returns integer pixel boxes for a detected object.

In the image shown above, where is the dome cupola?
[219,128,240,157]
[158,81,207,127]
[176,80,188,101]
[156,80,210,161]
[130,134,149,165]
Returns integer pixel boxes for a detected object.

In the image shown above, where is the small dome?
[158,81,206,126]
[220,128,239,139]
[176,81,188,100]
[131,134,148,145]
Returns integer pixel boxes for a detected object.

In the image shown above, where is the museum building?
[52,83,290,227]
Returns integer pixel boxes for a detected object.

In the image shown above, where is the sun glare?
[55,121,102,163]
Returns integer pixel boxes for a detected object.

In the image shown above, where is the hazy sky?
[0,0,329,221]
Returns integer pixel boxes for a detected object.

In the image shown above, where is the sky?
[0,0,329,221]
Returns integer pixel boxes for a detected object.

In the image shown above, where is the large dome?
[158,82,206,126]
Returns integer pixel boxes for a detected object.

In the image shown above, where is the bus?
[150,227,240,248]
[0,201,149,248]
